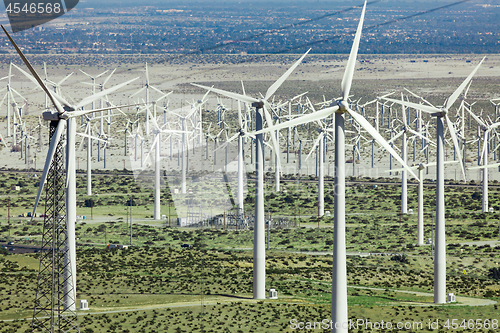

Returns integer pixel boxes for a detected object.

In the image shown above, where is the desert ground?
[0,53,499,332]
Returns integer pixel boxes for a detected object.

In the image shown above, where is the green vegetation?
[0,172,499,332]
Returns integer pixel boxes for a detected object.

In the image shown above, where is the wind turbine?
[468,161,500,240]
[1,64,26,137]
[0,66,13,136]
[390,160,458,245]
[246,2,417,328]
[465,109,500,213]
[383,56,485,304]
[138,107,189,220]
[217,100,251,216]
[81,68,117,163]
[385,93,435,214]
[130,63,168,135]
[1,26,139,321]
[192,49,310,300]
[303,99,334,217]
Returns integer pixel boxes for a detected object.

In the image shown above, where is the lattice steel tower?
[31,120,79,333]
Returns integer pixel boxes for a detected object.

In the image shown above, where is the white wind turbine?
[383,56,485,304]
[2,25,139,311]
[303,98,334,217]
[130,63,168,135]
[385,93,435,214]
[468,160,500,241]
[192,49,310,300]
[390,160,458,245]
[465,109,500,213]
[214,100,252,216]
[138,107,189,220]
[45,67,74,96]
[0,63,19,137]
[81,68,117,163]
[247,2,417,328]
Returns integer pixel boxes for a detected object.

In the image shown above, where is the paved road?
[0,242,41,254]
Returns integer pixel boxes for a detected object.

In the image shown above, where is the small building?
[447,293,456,303]
[268,289,278,299]
[80,300,89,310]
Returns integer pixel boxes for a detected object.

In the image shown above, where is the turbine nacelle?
[336,99,349,112]
[251,101,265,109]
[431,108,448,118]
[42,110,63,121]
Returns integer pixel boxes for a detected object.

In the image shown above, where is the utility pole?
[130,196,133,245]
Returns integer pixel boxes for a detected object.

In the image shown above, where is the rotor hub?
[337,100,349,112]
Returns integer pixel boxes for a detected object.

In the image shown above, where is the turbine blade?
[76,132,108,143]
[407,127,436,146]
[238,101,243,129]
[488,122,500,131]
[383,97,439,114]
[465,106,487,128]
[445,56,485,110]
[102,68,116,87]
[263,103,282,171]
[480,137,487,166]
[404,88,436,107]
[32,119,66,220]
[12,64,72,108]
[95,70,109,79]
[150,85,165,96]
[445,114,466,181]
[468,162,500,170]
[215,132,239,152]
[69,102,145,118]
[143,134,159,166]
[463,80,472,99]
[10,87,26,101]
[76,77,139,109]
[348,108,419,181]
[8,60,66,113]
[341,1,366,101]
[130,86,146,99]
[265,49,310,101]
[251,105,339,136]
[387,130,404,146]
[57,72,74,86]
[241,80,246,95]
[191,83,259,104]
[305,132,324,161]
